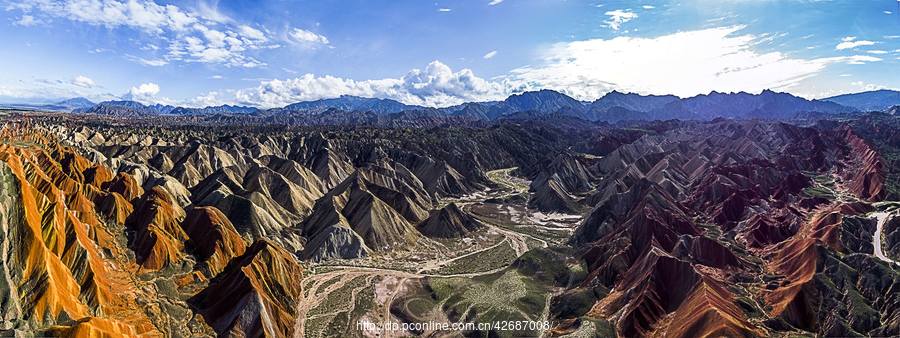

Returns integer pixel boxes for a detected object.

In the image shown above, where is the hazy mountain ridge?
[7,88,893,122]
[0,97,95,112]
[825,89,900,112]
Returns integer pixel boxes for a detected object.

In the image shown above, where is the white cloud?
[604,9,637,31]
[12,0,276,68]
[210,75,224,79]
[127,55,168,66]
[72,75,95,88]
[642,5,655,9]
[835,36,876,50]
[14,15,39,26]
[239,25,267,41]
[194,0,231,23]
[0,75,122,103]
[129,82,160,97]
[489,0,504,5]
[187,91,226,107]
[505,26,883,99]
[886,11,893,15]
[832,55,881,65]
[289,28,329,45]
[867,50,889,54]
[16,0,195,32]
[234,60,508,108]
[850,81,891,92]
[438,8,452,12]
[483,50,498,59]
[230,26,887,108]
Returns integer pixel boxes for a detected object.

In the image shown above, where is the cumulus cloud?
[642,5,655,9]
[604,9,637,31]
[186,91,228,107]
[489,0,504,5]
[12,0,276,68]
[836,36,876,50]
[483,50,498,59]
[234,60,508,108]
[289,28,329,45]
[438,8,452,12]
[72,75,95,88]
[506,26,883,99]
[129,82,160,98]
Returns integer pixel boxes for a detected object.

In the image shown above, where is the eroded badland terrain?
[1,109,899,338]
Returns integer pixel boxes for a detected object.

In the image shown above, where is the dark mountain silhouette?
[279,95,416,114]
[169,105,259,115]
[587,91,679,121]
[55,97,96,109]
[79,100,177,115]
[656,89,855,120]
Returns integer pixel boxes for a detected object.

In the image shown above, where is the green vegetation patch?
[426,269,551,337]
[436,239,518,275]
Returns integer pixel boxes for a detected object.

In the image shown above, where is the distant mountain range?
[0,97,95,112]
[6,89,900,121]
[275,95,412,115]
[75,100,178,116]
[823,89,900,112]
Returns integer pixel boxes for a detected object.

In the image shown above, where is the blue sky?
[1,0,899,107]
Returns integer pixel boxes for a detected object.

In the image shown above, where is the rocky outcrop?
[182,206,247,276]
[529,176,582,213]
[841,127,885,201]
[190,240,303,338]
[102,171,144,201]
[127,186,189,271]
[554,120,898,337]
[300,162,430,259]
[301,222,370,261]
[417,203,483,238]
[0,140,158,335]
[886,215,900,260]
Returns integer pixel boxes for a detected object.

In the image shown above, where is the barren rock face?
[559,121,899,337]
[417,202,483,238]
[127,186,190,271]
[182,206,247,276]
[0,139,158,335]
[190,239,304,338]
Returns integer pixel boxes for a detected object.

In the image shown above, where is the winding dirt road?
[871,212,899,266]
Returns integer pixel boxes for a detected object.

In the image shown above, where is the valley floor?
[297,167,581,337]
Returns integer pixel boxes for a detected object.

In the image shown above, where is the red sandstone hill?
[0,126,303,337]
[558,121,896,337]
